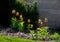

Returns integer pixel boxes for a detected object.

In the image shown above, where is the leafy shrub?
[10,0,39,28]
[37,27,49,40]
[29,30,35,39]
[11,17,18,29]
[18,21,25,32]
[51,32,59,40]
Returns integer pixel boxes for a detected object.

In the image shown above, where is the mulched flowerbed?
[0,27,60,41]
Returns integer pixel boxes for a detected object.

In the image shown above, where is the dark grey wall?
[25,0,60,29]
[0,0,10,27]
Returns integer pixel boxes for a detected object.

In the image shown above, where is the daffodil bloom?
[38,19,43,27]
[44,18,48,22]
[16,12,19,16]
[12,10,16,14]
[20,15,23,18]
[41,22,43,24]
[18,17,24,32]
[27,19,31,23]
[40,21,44,26]
[27,19,31,32]
[30,24,33,29]
[19,15,23,20]
[20,17,24,22]
[38,19,42,24]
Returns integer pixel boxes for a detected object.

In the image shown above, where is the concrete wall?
[25,0,60,29]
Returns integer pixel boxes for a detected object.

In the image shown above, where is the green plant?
[29,30,35,39]
[51,32,59,40]
[10,0,39,28]
[37,27,49,40]
[18,21,25,32]
[11,17,18,29]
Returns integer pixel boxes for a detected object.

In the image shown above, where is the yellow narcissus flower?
[20,15,23,18]
[20,17,24,22]
[30,24,33,28]
[12,9,16,14]
[44,18,48,22]
[16,12,19,16]
[27,19,31,23]
[38,19,42,24]
[41,22,43,25]
[19,15,23,20]
[40,21,44,26]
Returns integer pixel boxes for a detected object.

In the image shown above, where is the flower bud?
[12,10,16,14]
[44,18,48,22]
[16,12,19,16]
